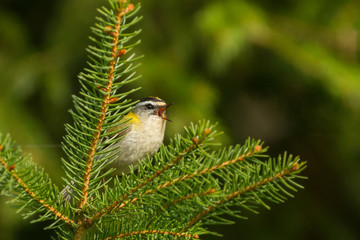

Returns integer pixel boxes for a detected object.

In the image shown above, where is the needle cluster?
[0,1,306,239]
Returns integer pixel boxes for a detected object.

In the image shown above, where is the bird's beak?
[158,103,173,122]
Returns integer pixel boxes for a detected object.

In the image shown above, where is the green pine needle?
[0,0,307,239]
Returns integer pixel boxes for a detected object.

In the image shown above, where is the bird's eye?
[146,103,154,109]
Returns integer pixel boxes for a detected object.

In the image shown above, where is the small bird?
[102,96,172,175]
[61,97,172,201]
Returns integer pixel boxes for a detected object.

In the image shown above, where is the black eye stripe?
[146,103,154,109]
[137,101,166,108]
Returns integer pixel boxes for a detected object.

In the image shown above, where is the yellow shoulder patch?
[107,111,140,134]
[124,111,140,124]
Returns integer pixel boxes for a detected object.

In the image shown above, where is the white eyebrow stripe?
[137,101,166,107]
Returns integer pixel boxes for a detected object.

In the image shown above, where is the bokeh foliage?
[0,0,359,239]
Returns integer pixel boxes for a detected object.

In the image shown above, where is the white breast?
[104,116,166,175]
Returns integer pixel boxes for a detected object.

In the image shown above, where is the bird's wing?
[104,122,132,142]
[100,112,135,147]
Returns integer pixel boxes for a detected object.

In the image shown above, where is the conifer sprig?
[72,120,305,239]
[0,134,73,226]
[104,229,200,240]
[61,0,142,212]
[88,122,218,223]
[187,158,304,229]
[0,0,307,239]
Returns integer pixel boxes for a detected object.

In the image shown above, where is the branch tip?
[0,157,74,226]
[207,188,216,194]
[8,164,15,171]
[204,128,211,135]
[104,26,116,37]
[108,97,118,104]
[187,161,302,228]
[115,49,127,58]
[291,162,299,171]
[78,0,128,210]
[96,85,107,92]
[254,145,262,152]
[120,3,134,16]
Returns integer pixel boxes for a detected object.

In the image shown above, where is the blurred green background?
[1,0,360,239]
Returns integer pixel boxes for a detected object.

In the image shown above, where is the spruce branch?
[0,134,74,226]
[0,157,74,225]
[89,124,215,222]
[187,161,303,228]
[0,0,307,239]
[60,0,142,213]
[104,229,199,240]
[78,1,136,211]
[77,121,305,238]
[145,188,217,229]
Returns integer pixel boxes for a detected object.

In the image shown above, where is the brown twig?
[74,2,134,240]
[187,163,300,228]
[104,229,199,239]
[77,3,134,211]
[0,157,75,226]
[153,145,263,192]
[145,188,216,229]
[90,129,211,222]
[91,142,260,223]
[164,188,216,209]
